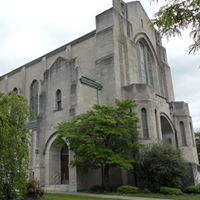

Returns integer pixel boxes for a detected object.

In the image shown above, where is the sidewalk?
[47,191,171,200]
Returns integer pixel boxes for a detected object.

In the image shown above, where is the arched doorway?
[160,115,176,146]
[49,140,69,185]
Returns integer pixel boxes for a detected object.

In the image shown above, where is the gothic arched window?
[180,121,187,146]
[56,89,62,111]
[138,40,154,86]
[141,108,149,139]
[30,80,38,120]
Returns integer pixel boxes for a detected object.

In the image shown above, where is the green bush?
[24,180,44,199]
[160,187,182,195]
[0,183,17,200]
[139,188,151,193]
[137,143,187,191]
[185,185,200,193]
[90,185,106,193]
[117,185,139,194]
[89,185,115,193]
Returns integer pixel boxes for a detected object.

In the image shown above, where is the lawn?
[134,193,200,200]
[43,193,122,200]
[43,192,200,200]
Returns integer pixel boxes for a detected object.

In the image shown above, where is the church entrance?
[48,139,69,185]
[61,144,69,184]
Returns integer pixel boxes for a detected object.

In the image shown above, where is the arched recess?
[160,113,177,146]
[44,133,69,185]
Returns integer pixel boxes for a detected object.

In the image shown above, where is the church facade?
[0,0,199,191]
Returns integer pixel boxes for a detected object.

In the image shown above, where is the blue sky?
[0,0,199,130]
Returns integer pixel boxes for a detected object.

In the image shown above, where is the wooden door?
[61,144,69,184]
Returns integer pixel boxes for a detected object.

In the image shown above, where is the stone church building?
[0,0,199,192]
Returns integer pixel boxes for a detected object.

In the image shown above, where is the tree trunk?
[133,166,138,186]
[102,164,109,190]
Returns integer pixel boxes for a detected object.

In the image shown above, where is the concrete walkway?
[47,191,171,200]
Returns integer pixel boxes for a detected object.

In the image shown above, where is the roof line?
[0,30,96,80]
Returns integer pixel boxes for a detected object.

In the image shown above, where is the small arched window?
[141,108,149,139]
[155,109,159,139]
[56,89,62,111]
[180,121,187,146]
[30,80,39,120]
[13,87,18,93]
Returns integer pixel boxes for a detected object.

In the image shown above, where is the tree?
[195,132,200,161]
[137,143,186,191]
[57,99,140,189]
[151,0,200,54]
[0,92,30,199]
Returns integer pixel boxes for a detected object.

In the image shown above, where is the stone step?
[44,184,69,192]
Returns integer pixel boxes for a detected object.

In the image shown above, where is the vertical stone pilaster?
[69,150,77,192]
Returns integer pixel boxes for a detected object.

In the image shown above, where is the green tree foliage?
[137,143,186,191]
[195,132,200,161]
[0,92,30,199]
[152,0,200,53]
[57,99,140,189]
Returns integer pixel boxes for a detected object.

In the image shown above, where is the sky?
[0,0,199,130]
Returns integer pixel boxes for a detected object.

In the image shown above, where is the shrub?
[160,187,182,195]
[185,185,200,193]
[137,143,187,191]
[139,188,151,193]
[24,180,44,199]
[90,185,106,193]
[117,185,139,194]
[0,183,17,200]
[89,185,114,193]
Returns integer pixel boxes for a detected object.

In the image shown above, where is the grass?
[43,193,122,200]
[132,193,200,200]
[43,192,200,200]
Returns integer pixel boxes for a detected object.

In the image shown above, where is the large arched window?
[30,80,39,120]
[141,108,149,139]
[180,121,187,146]
[138,40,154,86]
[139,42,147,83]
[56,89,62,111]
